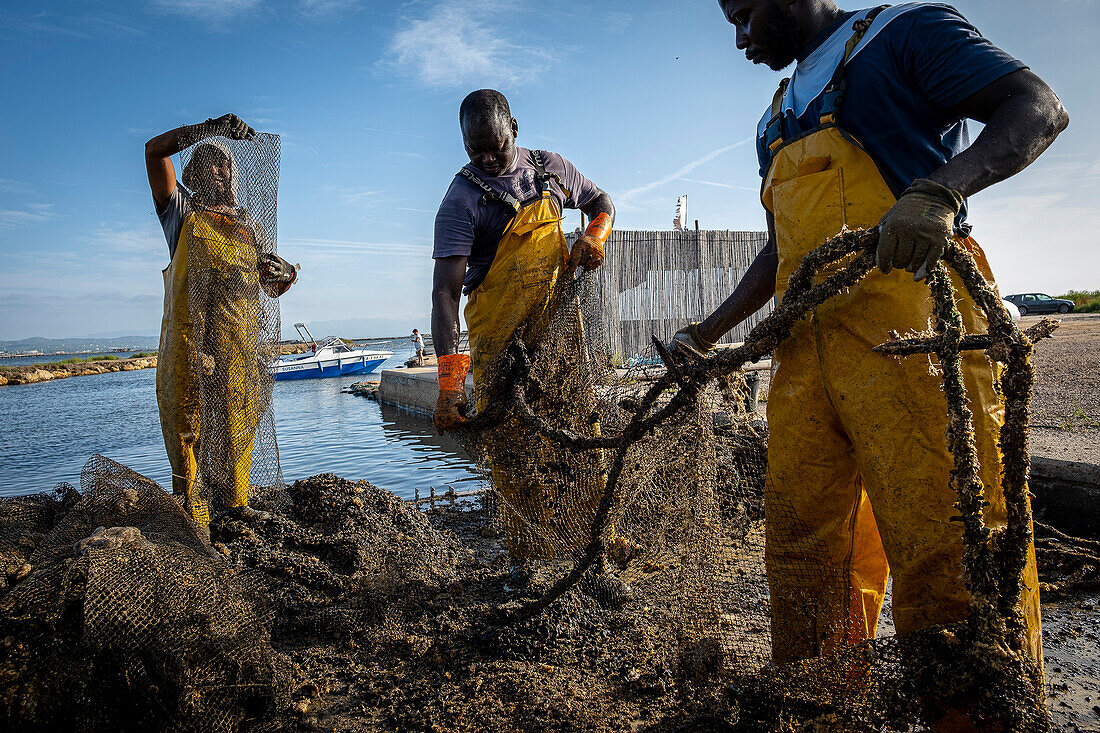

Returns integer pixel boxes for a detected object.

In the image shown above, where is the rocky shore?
[0,356,158,386]
[0,344,310,387]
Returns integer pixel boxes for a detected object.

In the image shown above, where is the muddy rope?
[1034,520,1100,596]
[458,227,1059,625]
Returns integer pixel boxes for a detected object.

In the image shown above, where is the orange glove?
[567,212,611,273]
[435,353,471,432]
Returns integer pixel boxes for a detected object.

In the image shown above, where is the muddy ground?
[203,474,1096,732]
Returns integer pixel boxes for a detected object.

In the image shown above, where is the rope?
[459,227,1061,626]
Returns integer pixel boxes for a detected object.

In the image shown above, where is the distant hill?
[0,335,160,355]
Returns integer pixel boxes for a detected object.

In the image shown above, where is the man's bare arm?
[697,212,779,344]
[431,255,468,357]
[144,114,256,211]
[580,189,615,225]
[567,189,615,273]
[930,69,1068,197]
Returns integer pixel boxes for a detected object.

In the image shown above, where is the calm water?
[0,347,483,500]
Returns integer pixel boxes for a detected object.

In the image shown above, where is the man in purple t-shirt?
[430,89,617,582]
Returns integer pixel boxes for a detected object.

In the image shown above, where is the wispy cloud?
[0,10,145,39]
[146,0,262,20]
[381,0,551,89]
[317,186,385,206]
[615,137,755,205]
[85,223,168,258]
[298,0,361,15]
[679,177,758,192]
[0,203,55,230]
[282,237,431,256]
[362,126,442,142]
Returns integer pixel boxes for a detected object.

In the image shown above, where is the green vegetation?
[48,355,121,366]
[1057,289,1100,313]
[130,351,156,358]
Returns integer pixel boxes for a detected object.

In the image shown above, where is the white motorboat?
[272,323,392,380]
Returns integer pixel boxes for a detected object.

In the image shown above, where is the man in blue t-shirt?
[671,1,1067,724]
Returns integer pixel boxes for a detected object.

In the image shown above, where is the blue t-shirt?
[756,2,1026,225]
[433,147,600,294]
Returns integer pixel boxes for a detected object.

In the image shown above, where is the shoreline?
[0,355,158,386]
[0,344,312,387]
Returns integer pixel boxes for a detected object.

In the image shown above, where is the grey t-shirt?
[432,148,600,294]
[155,186,192,261]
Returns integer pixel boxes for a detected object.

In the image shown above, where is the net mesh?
[169,129,283,521]
[1,227,1091,731]
[0,456,281,732]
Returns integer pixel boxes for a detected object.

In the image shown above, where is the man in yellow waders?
[673,1,1068,726]
[146,114,298,529]
[431,90,617,586]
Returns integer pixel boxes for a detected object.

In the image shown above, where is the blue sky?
[1,0,1096,340]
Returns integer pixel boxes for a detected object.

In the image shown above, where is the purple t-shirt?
[433,147,600,293]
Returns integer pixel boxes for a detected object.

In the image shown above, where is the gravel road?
[1027,312,1100,465]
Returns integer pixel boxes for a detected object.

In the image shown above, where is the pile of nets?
[0,456,279,732]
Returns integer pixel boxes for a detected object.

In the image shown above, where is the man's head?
[182,140,238,207]
[412,329,419,335]
[459,89,518,177]
[718,0,837,71]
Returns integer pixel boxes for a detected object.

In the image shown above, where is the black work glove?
[203,113,255,141]
[669,322,717,360]
[877,178,963,281]
[259,253,297,285]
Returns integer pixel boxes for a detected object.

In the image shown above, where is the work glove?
[259,253,298,285]
[434,353,471,433]
[877,178,963,281]
[669,322,717,360]
[567,211,612,273]
[203,113,255,141]
[566,233,605,273]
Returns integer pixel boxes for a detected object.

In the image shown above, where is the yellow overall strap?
[763,5,888,152]
[818,5,888,125]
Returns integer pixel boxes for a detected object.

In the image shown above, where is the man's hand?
[259,253,297,285]
[669,322,716,360]
[435,390,469,432]
[877,178,963,280]
[566,234,605,273]
[434,353,471,433]
[203,113,255,142]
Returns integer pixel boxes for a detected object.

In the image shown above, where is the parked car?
[1003,293,1074,316]
[1002,298,1021,322]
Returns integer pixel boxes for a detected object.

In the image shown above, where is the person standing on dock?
[146,114,298,531]
[431,89,616,585]
[671,0,1067,725]
[411,329,425,366]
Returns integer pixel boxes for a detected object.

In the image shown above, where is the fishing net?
[446,227,1056,731]
[0,226,1085,731]
[159,127,284,525]
[0,455,281,732]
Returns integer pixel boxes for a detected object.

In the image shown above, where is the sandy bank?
[0,356,158,386]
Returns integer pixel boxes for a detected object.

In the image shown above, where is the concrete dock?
[378,367,473,416]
